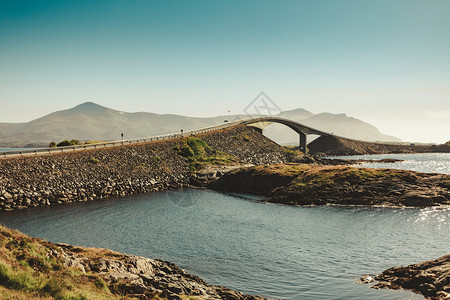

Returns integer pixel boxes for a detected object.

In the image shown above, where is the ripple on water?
[0,189,447,299]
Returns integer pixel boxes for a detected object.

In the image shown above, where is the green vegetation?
[57,140,80,147]
[49,140,81,148]
[177,137,238,172]
[0,225,204,300]
[231,133,251,142]
[283,147,303,160]
[89,157,100,164]
[0,225,119,299]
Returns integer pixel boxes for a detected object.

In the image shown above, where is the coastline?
[0,126,296,211]
[2,126,449,298]
[208,163,450,208]
[361,254,450,300]
[0,225,266,299]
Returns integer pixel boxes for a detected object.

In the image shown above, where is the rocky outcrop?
[0,224,266,299]
[309,135,450,156]
[363,254,450,299]
[209,164,450,207]
[0,125,298,211]
[55,243,266,300]
[190,165,254,187]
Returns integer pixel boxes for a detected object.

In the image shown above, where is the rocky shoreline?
[2,125,450,299]
[3,123,448,211]
[56,243,267,300]
[209,163,450,207]
[361,254,450,300]
[0,225,266,299]
[0,125,297,211]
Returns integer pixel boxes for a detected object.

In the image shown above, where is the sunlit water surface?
[328,153,450,174]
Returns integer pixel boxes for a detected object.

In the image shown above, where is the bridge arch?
[241,117,331,153]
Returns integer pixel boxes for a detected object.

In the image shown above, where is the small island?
[208,163,450,208]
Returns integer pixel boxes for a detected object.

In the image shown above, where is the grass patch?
[89,157,100,164]
[151,156,161,162]
[246,164,415,188]
[177,137,238,172]
[0,225,119,300]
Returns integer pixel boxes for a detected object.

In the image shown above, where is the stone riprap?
[0,126,295,211]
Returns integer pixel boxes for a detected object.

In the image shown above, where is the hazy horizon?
[1,0,449,143]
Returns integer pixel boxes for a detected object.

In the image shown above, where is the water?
[1,189,448,299]
[0,147,37,153]
[328,153,450,175]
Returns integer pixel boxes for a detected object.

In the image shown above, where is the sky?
[0,0,449,143]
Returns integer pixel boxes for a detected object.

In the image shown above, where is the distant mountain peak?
[281,108,313,114]
[289,108,312,113]
[71,102,110,113]
[277,108,314,120]
[74,101,105,108]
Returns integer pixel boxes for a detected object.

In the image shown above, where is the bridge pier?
[252,127,263,135]
[299,132,307,153]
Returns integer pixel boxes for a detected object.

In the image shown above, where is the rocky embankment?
[361,254,450,299]
[0,225,266,299]
[209,163,450,207]
[308,135,450,156]
[0,125,300,211]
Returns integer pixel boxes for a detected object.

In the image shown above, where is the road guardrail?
[0,120,246,158]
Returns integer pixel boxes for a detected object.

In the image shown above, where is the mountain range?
[0,102,400,147]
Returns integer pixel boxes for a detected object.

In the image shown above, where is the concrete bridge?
[0,116,331,157]
[240,117,331,153]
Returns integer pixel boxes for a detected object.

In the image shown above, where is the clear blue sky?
[1,0,449,142]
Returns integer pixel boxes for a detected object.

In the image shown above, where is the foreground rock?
[56,244,266,300]
[365,254,450,299]
[0,225,266,299]
[210,164,450,207]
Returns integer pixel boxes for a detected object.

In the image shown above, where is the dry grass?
[245,163,416,187]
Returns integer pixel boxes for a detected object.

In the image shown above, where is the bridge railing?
[0,120,246,158]
[0,116,331,158]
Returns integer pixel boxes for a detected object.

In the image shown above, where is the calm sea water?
[1,189,448,299]
[328,153,450,175]
[1,153,448,299]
